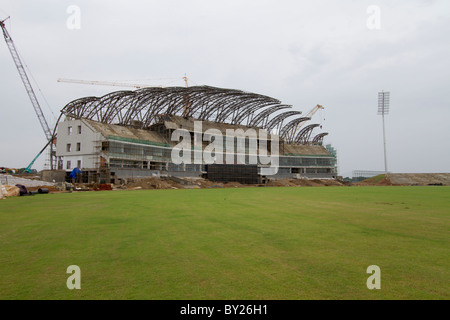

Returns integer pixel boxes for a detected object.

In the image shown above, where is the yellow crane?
[287,104,324,142]
[182,74,191,118]
[183,73,189,88]
[305,104,324,119]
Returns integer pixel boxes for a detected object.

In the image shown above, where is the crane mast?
[1,17,52,141]
[1,17,56,171]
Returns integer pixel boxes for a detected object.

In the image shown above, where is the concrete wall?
[40,170,67,183]
[56,119,104,170]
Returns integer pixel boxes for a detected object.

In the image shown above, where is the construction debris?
[357,173,450,186]
[0,173,352,196]
[0,185,20,198]
[387,173,450,186]
[112,177,347,190]
[16,184,29,196]
[0,174,55,188]
[4,172,447,197]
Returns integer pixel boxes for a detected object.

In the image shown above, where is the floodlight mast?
[378,91,390,173]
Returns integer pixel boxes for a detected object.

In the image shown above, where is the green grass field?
[0,186,448,300]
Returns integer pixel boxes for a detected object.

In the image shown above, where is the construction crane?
[57,78,157,89]
[304,104,324,121]
[58,75,190,90]
[287,104,324,142]
[1,17,55,171]
[58,75,194,117]
[182,73,191,118]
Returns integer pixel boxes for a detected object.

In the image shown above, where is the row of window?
[67,143,81,152]
[68,125,82,135]
[66,160,82,170]
[104,141,335,167]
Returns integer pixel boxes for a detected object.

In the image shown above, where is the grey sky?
[0,0,449,177]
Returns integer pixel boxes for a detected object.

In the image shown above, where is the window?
[66,161,71,170]
[77,160,81,168]
[78,125,82,134]
[68,126,72,135]
[101,142,109,151]
[67,144,72,152]
[76,143,81,151]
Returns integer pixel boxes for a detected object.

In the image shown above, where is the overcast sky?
[0,0,449,177]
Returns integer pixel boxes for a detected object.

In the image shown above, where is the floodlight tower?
[378,91,390,173]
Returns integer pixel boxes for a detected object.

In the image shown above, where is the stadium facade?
[54,86,337,183]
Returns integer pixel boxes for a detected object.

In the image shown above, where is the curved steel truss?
[279,117,311,143]
[59,85,327,145]
[294,124,321,145]
[312,132,328,145]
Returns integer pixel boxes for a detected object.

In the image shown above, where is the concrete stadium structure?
[54,86,337,183]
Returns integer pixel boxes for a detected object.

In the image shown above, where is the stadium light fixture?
[378,91,390,173]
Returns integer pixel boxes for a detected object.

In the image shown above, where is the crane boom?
[57,78,156,89]
[288,104,324,141]
[58,76,193,117]
[1,17,56,171]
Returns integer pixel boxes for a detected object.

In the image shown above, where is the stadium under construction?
[1,18,337,185]
[52,85,337,184]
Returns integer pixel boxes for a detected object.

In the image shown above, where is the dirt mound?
[98,184,113,191]
[314,179,345,186]
[126,177,183,190]
[356,174,392,186]
[387,173,450,186]
[290,179,316,186]
[266,179,296,187]
[266,179,344,187]
[223,181,244,188]
[356,173,450,186]
[34,176,348,192]
[197,179,219,188]
[377,176,393,186]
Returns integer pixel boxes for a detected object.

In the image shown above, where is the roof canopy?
[60,85,327,145]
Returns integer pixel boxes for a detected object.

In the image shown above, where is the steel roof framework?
[60,86,327,145]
